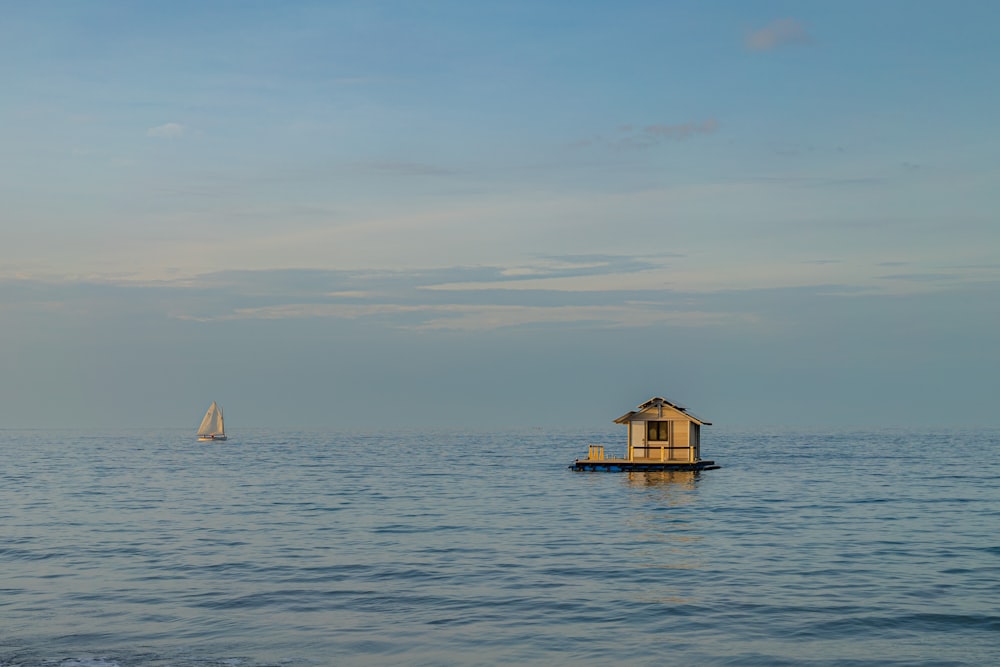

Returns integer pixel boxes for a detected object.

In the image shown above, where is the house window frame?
[647,420,670,443]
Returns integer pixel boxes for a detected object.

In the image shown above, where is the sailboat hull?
[198,435,228,441]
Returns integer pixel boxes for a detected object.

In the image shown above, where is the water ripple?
[1,428,999,666]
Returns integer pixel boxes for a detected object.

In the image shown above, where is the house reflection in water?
[625,470,699,490]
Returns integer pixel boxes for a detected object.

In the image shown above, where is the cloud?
[360,161,454,176]
[9,246,997,337]
[643,119,719,139]
[148,258,812,331]
[636,119,719,146]
[745,18,811,52]
[176,301,748,332]
[146,122,185,138]
[2,260,746,332]
[575,119,719,152]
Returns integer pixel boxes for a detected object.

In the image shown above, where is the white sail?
[197,401,226,439]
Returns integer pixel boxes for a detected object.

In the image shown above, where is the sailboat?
[197,401,227,441]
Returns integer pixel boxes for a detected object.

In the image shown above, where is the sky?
[2,1,999,431]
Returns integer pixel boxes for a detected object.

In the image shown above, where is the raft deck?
[570,458,720,472]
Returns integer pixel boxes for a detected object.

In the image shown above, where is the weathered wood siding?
[628,421,642,460]
[673,424,690,448]
[626,418,697,462]
[669,423,692,461]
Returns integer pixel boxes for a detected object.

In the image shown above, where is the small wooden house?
[572,397,719,471]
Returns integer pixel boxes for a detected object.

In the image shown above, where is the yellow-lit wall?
[626,418,698,462]
[621,404,705,463]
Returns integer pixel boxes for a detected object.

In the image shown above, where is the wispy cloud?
[745,18,811,52]
[573,119,719,152]
[2,259,748,332]
[8,248,997,335]
[640,119,720,140]
[359,161,454,176]
[176,301,749,332]
[146,122,185,138]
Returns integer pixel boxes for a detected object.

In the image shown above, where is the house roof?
[613,396,712,425]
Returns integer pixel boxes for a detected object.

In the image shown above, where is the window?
[647,421,669,442]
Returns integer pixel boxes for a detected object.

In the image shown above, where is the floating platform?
[573,397,719,472]
[570,458,720,472]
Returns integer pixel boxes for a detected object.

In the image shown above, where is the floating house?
[571,397,719,471]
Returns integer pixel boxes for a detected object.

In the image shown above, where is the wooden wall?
[627,419,698,462]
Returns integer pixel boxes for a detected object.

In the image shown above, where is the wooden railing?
[634,445,693,461]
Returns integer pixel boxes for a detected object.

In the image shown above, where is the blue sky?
[2,1,998,430]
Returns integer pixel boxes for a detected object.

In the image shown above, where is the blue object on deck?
[570,459,720,472]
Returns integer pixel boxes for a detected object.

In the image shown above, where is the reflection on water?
[622,469,704,585]
[624,469,700,489]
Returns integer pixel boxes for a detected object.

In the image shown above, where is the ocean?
[1,427,998,666]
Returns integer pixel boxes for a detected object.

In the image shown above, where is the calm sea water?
[2,427,998,666]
